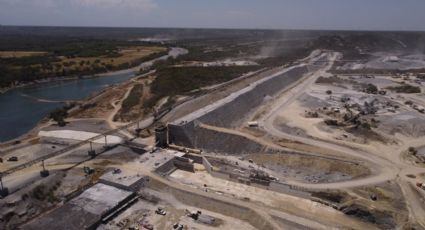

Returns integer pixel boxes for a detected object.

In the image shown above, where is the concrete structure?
[155,157,178,176]
[38,130,123,146]
[154,152,203,176]
[200,156,313,199]
[122,141,147,154]
[99,169,149,192]
[23,183,135,230]
[0,176,9,198]
[155,125,168,148]
[174,156,195,172]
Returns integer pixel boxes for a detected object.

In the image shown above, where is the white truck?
[247,121,259,127]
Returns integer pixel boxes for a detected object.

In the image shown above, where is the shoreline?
[0,67,158,147]
[0,78,131,148]
[0,47,187,145]
[0,71,138,147]
[0,68,136,95]
[0,47,182,95]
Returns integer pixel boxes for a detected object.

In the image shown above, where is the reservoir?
[0,48,187,142]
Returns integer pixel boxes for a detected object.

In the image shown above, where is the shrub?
[121,84,144,112]
[364,84,378,94]
[49,107,68,126]
[324,119,339,126]
[31,185,47,200]
[408,147,417,155]
[306,111,319,118]
[387,84,421,94]
[147,66,259,108]
[360,122,371,130]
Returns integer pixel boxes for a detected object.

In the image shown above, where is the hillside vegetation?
[0,38,167,88]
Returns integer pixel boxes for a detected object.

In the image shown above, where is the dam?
[168,64,311,153]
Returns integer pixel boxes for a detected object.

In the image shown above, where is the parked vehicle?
[173,223,184,230]
[155,208,166,216]
[7,156,18,162]
[83,166,95,175]
[247,121,259,127]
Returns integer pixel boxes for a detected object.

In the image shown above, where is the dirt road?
[255,51,425,227]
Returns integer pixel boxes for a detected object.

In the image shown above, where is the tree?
[408,147,417,155]
[365,84,378,94]
[49,108,68,126]
[360,122,371,130]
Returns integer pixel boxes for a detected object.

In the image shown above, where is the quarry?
[1,31,425,230]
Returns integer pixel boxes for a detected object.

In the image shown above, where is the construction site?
[1,30,425,230]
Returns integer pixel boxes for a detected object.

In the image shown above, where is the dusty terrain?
[0,51,47,58]
[2,46,425,230]
[248,52,425,227]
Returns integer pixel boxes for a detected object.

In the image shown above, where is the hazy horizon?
[2,24,425,33]
[1,0,425,31]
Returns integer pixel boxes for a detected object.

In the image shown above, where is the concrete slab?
[70,183,133,215]
[100,168,145,189]
[38,130,123,145]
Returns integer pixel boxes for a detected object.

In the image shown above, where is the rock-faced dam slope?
[168,64,310,151]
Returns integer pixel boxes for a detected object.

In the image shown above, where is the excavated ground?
[246,153,370,184]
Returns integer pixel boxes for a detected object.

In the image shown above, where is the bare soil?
[247,153,370,183]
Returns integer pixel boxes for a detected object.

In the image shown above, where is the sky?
[0,0,425,31]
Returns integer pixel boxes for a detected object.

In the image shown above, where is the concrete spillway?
[168,64,310,152]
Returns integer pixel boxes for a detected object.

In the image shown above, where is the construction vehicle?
[186,209,202,220]
[155,207,166,216]
[173,223,184,230]
[84,166,95,175]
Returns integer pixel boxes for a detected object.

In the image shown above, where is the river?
[0,47,187,143]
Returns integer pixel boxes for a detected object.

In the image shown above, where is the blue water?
[0,71,137,142]
[0,47,187,143]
